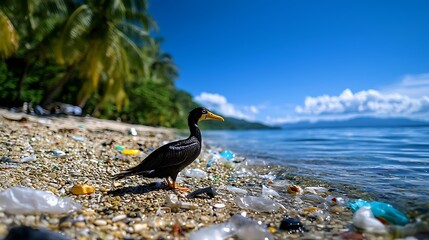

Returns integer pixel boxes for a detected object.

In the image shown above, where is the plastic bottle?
[183,169,207,178]
[235,196,282,212]
[223,185,248,195]
[219,150,234,160]
[349,199,409,226]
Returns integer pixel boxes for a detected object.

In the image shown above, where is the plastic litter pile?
[189,149,427,239]
[1,137,427,239]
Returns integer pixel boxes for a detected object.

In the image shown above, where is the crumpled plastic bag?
[352,206,387,234]
[188,222,235,240]
[230,214,274,240]
[261,185,280,198]
[235,196,282,212]
[188,214,273,240]
[0,187,81,214]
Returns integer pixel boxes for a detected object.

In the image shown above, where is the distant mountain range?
[282,117,429,129]
[196,115,429,130]
[199,116,279,130]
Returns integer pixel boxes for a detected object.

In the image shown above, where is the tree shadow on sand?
[108,182,167,196]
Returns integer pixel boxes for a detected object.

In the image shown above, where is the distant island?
[197,116,429,130]
[282,117,429,129]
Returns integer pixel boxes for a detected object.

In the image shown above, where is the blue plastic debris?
[115,145,124,151]
[349,199,409,226]
[51,150,66,156]
[71,136,84,141]
[206,159,215,168]
[220,150,234,161]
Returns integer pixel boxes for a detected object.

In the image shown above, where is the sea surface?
[202,126,429,211]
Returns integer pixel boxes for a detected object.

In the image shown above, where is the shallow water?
[203,126,429,210]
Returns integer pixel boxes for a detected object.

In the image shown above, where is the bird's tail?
[112,167,137,181]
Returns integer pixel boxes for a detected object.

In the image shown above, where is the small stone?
[59,221,72,229]
[112,214,127,222]
[47,172,57,178]
[94,219,107,226]
[279,218,304,232]
[24,215,36,225]
[184,222,196,230]
[133,223,147,232]
[48,218,59,225]
[113,231,123,239]
[74,222,86,228]
[127,211,141,218]
[186,186,218,199]
[213,203,226,209]
[82,209,96,216]
[330,205,345,213]
[302,206,318,215]
[141,231,158,240]
[200,216,210,222]
[0,225,7,236]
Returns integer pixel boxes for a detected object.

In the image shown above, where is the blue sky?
[149,0,429,124]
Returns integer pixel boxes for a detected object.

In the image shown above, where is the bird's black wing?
[130,136,201,175]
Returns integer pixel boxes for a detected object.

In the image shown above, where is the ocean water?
[202,127,429,210]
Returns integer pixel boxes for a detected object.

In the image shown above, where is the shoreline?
[0,110,413,239]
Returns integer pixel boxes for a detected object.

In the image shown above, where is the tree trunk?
[41,67,74,107]
[17,62,29,102]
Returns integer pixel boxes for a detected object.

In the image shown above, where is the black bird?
[112,107,224,191]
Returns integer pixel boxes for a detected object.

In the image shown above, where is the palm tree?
[0,0,68,103]
[143,38,178,86]
[43,0,156,110]
[0,9,19,59]
[0,0,68,57]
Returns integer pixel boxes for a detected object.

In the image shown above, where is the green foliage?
[0,61,18,105]
[0,0,274,130]
[125,81,176,127]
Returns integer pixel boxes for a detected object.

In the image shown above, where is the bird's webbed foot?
[165,178,190,192]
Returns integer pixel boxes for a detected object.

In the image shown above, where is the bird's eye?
[202,110,207,114]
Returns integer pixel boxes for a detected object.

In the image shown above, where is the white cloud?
[265,113,364,125]
[194,92,259,121]
[295,88,429,118]
[383,73,429,98]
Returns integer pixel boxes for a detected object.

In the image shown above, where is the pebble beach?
[0,109,420,240]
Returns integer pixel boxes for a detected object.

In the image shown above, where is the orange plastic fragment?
[71,184,95,195]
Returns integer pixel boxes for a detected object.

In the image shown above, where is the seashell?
[287,185,303,196]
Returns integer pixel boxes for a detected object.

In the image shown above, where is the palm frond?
[0,9,19,58]
[117,21,150,45]
[55,4,93,64]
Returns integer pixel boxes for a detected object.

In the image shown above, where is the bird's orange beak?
[201,111,224,121]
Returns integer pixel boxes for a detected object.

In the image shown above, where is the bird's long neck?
[188,120,202,142]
